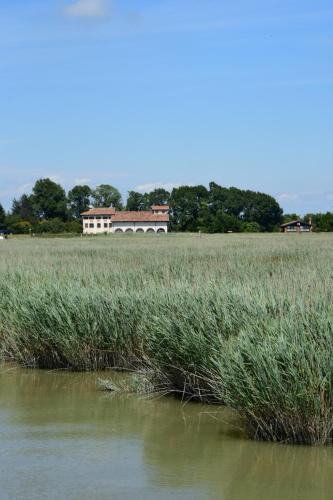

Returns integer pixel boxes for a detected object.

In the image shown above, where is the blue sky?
[0,0,332,214]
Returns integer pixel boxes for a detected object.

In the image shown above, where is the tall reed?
[0,233,332,444]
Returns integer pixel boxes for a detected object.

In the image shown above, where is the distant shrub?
[35,218,67,234]
[11,220,33,234]
[34,218,82,234]
[242,222,260,233]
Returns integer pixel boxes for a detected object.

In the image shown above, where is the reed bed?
[0,233,333,444]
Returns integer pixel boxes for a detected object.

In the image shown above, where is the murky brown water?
[1,366,333,500]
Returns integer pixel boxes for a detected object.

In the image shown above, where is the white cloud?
[0,182,33,199]
[48,174,66,184]
[278,192,299,202]
[134,182,180,194]
[75,177,91,184]
[63,0,110,18]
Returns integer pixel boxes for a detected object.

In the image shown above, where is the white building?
[81,205,169,234]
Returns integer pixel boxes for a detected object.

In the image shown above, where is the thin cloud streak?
[134,182,181,194]
[63,0,111,19]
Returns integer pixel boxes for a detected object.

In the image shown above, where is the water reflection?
[0,366,332,500]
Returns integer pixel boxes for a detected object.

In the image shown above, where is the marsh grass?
[1,233,333,444]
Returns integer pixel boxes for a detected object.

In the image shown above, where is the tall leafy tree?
[306,212,333,232]
[126,188,170,211]
[148,188,170,206]
[31,178,68,220]
[92,184,122,209]
[170,185,209,232]
[212,210,242,232]
[0,202,6,229]
[241,191,283,231]
[126,191,149,211]
[12,194,35,222]
[68,185,92,218]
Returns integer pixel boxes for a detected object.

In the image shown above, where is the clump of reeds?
[212,313,333,445]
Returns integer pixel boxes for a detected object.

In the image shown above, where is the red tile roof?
[112,211,169,222]
[81,208,116,216]
[151,205,169,211]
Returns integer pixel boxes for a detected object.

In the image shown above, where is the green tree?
[126,191,149,211]
[68,185,92,218]
[92,184,122,209]
[0,202,6,229]
[170,185,209,232]
[10,220,33,234]
[283,213,300,223]
[306,212,333,232]
[12,194,35,222]
[31,178,68,220]
[241,191,283,231]
[35,218,67,234]
[243,221,261,232]
[147,188,170,206]
[212,210,242,233]
[207,183,282,232]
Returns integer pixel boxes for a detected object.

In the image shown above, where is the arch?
[115,228,123,233]
[125,228,134,233]
[157,228,166,233]
[146,228,155,233]
[136,228,144,233]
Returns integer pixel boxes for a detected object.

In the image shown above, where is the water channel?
[1,365,332,499]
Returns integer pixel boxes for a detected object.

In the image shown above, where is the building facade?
[81,206,169,234]
[280,219,312,233]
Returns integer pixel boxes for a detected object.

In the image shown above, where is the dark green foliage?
[68,185,92,218]
[126,191,149,211]
[0,202,6,230]
[126,189,170,211]
[10,220,33,234]
[92,184,122,209]
[148,188,170,206]
[34,218,82,234]
[169,182,283,232]
[170,185,209,231]
[306,212,333,232]
[12,194,35,222]
[32,178,68,220]
[283,213,301,224]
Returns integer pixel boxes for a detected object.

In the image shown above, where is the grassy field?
[1,233,333,444]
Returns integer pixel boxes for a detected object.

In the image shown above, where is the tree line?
[0,177,332,234]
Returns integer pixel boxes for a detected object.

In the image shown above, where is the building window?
[97,223,101,228]
[85,223,88,228]
[103,216,108,220]
[104,223,108,228]
[89,223,94,228]
[109,223,112,228]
